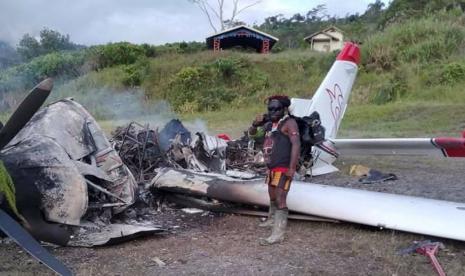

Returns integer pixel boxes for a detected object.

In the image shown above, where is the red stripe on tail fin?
[434,137,465,157]
[336,42,360,65]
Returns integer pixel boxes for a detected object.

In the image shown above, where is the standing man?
[248,95,300,245]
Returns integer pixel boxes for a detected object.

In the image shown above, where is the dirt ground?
[1,155,465,275]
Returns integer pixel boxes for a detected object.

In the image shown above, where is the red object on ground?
[217,133,231,141]
[416,244,446,276]
[336,42,361,65]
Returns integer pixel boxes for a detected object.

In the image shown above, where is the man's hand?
[249,114,265,136]
[285,169,295,179]
[252,114,265,127]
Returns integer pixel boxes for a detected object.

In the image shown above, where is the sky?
[0,0,390,46]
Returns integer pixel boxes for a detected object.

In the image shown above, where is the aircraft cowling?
[7,99,96,160]
[1,99,137,226]
[2,135,88,225]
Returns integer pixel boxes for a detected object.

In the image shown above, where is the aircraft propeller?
[0,78,53,151]
[0,78,73,275]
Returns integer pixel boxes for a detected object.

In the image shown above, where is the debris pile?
[111,119,266,184]
[225,136,267,174]
[111,122,167,183]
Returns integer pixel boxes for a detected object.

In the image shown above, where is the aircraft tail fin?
[291,42,360,140]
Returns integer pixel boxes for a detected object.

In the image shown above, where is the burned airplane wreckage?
[1,98,165,248]
[0,91,314,249]
[0,92,328,247]
[109,115,335,220]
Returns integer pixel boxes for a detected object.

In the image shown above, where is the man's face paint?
[267,100,285,122]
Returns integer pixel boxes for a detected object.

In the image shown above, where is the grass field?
[96,99,465,139]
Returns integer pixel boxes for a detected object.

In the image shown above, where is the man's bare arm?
[285,119,301,178]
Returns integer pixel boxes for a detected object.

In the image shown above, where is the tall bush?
[164,56,269,112]
[0,51,86,92]
[89,42,146,69]
[363,13,465,70]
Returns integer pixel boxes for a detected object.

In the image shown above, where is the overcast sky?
[0,0,390,46]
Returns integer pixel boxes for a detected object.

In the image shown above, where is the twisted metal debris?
[110,120,266,184]
[111,122,167,183]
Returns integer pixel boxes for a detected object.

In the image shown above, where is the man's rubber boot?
[258,200,277,228]
[259,208,288,246]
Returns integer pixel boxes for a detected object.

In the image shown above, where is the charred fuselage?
[1,99,137,245]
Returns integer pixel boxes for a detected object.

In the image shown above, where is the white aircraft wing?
[333,137,465,157]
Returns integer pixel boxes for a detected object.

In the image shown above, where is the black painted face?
[267,100,285,122]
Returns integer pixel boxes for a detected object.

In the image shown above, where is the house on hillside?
[206,25,279,54]
[304,26,344,52]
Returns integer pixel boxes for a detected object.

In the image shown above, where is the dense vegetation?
[1,0,465,136]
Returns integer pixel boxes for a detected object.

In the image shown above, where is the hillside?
[51,11,465,138]
[1,5,465,138]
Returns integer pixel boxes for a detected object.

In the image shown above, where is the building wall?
[313,41,331,52]
[328,29,344,51]
[310,29,344,52]
[330,39,344,51]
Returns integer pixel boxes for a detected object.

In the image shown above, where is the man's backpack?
[294,111,325,146]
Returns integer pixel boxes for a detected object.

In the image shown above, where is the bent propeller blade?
[0,78,53,150]
[0,209,72,276]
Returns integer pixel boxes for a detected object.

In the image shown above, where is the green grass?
[178,104,264,138]
[340,101,465,137]
[95,105,261,137]
[96,100,465,139]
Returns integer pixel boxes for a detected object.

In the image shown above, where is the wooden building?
[206,25,279,54]
[304,26,344,52]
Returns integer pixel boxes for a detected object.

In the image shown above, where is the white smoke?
[51,82,213,135]
[183,118,210,135]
